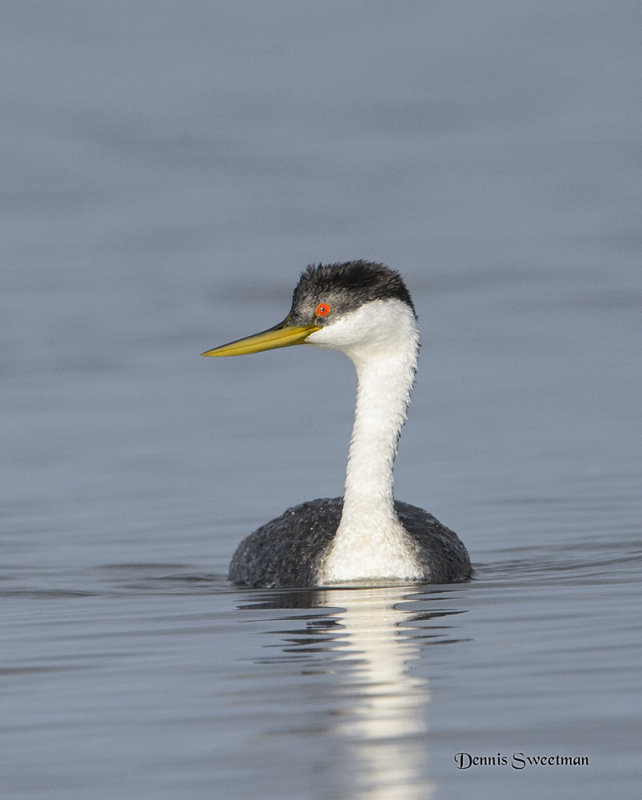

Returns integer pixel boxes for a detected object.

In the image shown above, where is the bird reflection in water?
[242,585,468,799]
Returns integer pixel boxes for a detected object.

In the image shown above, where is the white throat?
[307,300,424,583]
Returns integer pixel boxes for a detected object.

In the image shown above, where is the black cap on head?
[289,261,415,325]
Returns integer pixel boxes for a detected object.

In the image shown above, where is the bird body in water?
[202,261,471,588]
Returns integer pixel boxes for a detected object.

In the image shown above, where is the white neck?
[307,300,424,582]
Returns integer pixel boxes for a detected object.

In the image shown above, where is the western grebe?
[202,261,471,588]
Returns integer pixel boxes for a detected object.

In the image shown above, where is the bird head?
[201,260,416,358]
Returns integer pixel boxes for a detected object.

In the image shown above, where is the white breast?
[308,300,427,584]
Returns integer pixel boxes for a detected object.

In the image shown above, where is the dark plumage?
[288,260,415,326]
[228,498,471,588]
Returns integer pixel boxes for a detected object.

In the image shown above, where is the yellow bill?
[201,319,321,357]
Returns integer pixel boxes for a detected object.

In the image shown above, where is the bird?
[202,260,471,588]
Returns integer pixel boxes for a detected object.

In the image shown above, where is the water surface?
[2,2,641,798]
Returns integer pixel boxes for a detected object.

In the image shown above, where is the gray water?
[2,2,641,798]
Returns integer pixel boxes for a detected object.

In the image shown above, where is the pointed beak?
[201,318,321,357]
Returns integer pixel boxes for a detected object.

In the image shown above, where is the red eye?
[315,303,331,317]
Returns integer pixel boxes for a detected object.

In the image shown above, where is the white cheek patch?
[306,300,414,353]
